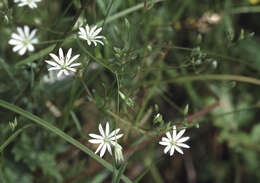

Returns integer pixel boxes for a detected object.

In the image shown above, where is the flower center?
[104,137,109,143]
[27,0,33,3]
[170,140,177,146]
[23,39,30,46]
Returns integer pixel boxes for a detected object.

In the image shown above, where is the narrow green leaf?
[0,100,132,183]
[15,44,55,67]
[115,164,127,183]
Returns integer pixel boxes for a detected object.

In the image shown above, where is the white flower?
[78,24,105,46]
[114,143,124,164]
[8,25,38,55]
[45,48,81,78]
[14,0,41,9]
[89,122,123,158]
[159,126,190,156]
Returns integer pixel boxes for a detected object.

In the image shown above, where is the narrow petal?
[95,40,104,46]
[166,132,172,140]
[13,44,23,52]
[110,134,123,140]
[92,27,102,37]
[172,126,177,138]
[175,129,186,140]
[89,133,103,140]
[108,128,120,138]
[17,27,25,38]
[67,54,80,65]
[59,48,64,61]
[170,146,175,156]
[69,63,81,67]
[95,143,104,154]
[99,124,105,137]
[45,60,59,67]
[49,53,61,64]
[48,67,60,71]
[63,70,70,76]
[89,139,103,144]
[90,25,97,35]
[18,47,27,55]
[29,29,37,39]
[106,143,112,155]
[177,143,190,148]
[27,44,34,52]
[105,122,110,136]
[57,70,64,77]
[164,145,171,154]
[86,25,90,35]
[159,141,170,146]
[79,27,86,35]
[67,67,76,72]
[100,143,107,157]
[174,145,184,154]
[161,137,171,142]
[177,136,189,143]
[11,33,23,41]
[66,48,72,63]
[8,39,21,45]
[24,26,30,38]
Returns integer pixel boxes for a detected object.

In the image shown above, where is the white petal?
[90,25,97,35]
[177,143,190,148]
[66,48,72,63]
[106,143,112,155]
[63,70,69,76]
[161,137,171,142]
[24,25,30,38]
[18,47,27,55]
[175,129,186,140]
[45,60,59,67]
[100,143,107,157]
[86,24,90,35]
[69,63,81,67]
[105,122,110,136]
[166,132,172,140]
[110,134,123,140]
[27,44,34,52]
[48,67,60,71]
[174,145,184,154]
[95,40,104,46]
[67,54,80,65]
[89,139,103,144]
[172,126,177,138]
[79,27,86,35]
[92,27,102,37]
[17,27,25,38]
[177,136,189,143]
[31,38,38,44]
[89,133,104,139]
[67,67,76,72]
[159,141,170,146]
[13,44,23,52]
[108,128,120,138]
[57,70,64,77]
[95,143,104,154]
[11,33,23,41]
[99,124,105,137]
[164,145,171,154]
[170,146,175,156]
[59,48,64,61]
[49,53,62,64]
[8,39,21,45]
[29,29,37,39]
[87,40,91,46]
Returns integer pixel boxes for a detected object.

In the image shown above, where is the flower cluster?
[8,3,192,162]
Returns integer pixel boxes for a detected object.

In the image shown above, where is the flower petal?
[175,129,186,140]
[159,141,170,146]
[177,143,190,148]
[166,132,172,140]
[66,48,72,63]
[67,54,80,65]
[106,143,112,155]
[170,146,175,156]
[100,142,107,157]
[89,133,103,140]
[108,128,120,138]
[110,133,123,140]
[89,139,103,144]
[95,143,104,154]
[164,145,171,154]
[177,136,189,143]
[174,145,184,154]
[99,123,105,137]
[105,122,110,136]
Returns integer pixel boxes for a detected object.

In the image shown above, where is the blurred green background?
[0,0,260,182]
